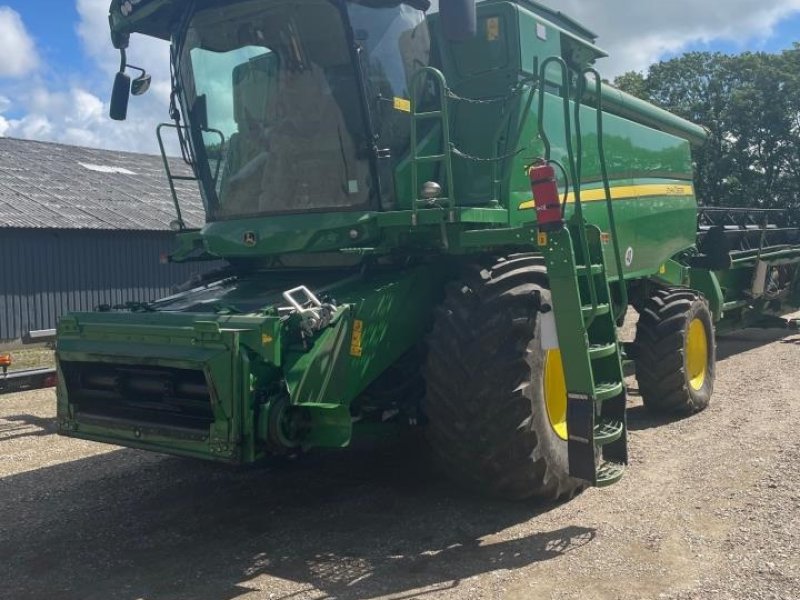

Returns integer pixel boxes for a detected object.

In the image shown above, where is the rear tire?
[634,288,715,414]
[423,254,585,501]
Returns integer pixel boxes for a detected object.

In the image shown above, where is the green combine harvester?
[55,0,800,500]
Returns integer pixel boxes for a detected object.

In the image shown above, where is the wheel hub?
[686,318,708,391]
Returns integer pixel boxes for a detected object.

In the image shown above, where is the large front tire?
[423,255,585,501]
[634,288,716,414]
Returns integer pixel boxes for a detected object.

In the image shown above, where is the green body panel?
[56,262,449,460]
[690,269,724,322]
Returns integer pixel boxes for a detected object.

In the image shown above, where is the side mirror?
[110,72,131,121]
[440,0,477,41]
[131,73,152,96]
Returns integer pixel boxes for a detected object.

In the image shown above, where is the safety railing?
[408,66,536,224]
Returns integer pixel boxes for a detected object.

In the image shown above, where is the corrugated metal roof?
[0,137,206,230]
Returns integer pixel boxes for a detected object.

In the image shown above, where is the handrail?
[157,123,190,230]
[538,56,599,326]
[409,67,456,225]
[157,123,224,231]
[582,68,628,321]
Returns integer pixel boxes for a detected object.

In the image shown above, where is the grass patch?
[2,347,55,372]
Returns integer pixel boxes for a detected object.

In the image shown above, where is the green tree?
[614,46,800,213]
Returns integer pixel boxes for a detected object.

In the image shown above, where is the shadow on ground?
[0,413,57,441]
[0,433,594,600]
[716,328,797,360]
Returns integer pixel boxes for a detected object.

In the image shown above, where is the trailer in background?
[0,330,57,396]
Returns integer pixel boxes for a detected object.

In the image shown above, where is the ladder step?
[576,264,603,276]
[594,419,624,445]
[588,343,617,360]
[595,381,624,401]
[581,303,611,318]
[596,461,625,487]
[415,154,448,163]
[413,110,443,119]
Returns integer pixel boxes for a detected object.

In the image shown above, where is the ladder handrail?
[581,69,629,321]
[156,122,225,231]
[570,69,601,327]
[409,66,456,222]
[538,56,599,326]
[157,122,190,230]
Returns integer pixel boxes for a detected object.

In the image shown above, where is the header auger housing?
[55,0,800,500]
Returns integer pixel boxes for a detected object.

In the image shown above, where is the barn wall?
[0,228,217,343]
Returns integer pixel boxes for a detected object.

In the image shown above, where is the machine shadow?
[0,434,594,600]
[715,328,795,361]
[0,413,57,441]
[624,403,681,431]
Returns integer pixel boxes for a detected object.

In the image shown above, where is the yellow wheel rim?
[544,349,568,440]
[686,318,708,391]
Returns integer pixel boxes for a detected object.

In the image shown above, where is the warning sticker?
[393,97,411,113]
[350,319,364,357]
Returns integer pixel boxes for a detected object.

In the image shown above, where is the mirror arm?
[126,64,147,78]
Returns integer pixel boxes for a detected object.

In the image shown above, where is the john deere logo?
[243,231,258,247]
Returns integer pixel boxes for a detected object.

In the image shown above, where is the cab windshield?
[177,0,372,219]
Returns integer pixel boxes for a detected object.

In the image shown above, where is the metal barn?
[0,137,211,344]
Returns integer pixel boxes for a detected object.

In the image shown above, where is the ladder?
[535,58,629,486]
[539,223,628,485]
[409,66,456,225]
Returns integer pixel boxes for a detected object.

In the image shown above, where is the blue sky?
[0,0,798,154]
[676,11,800,56]
[15,2,83,66]
[0,3,86,120]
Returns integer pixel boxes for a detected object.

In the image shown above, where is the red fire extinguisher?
[528,160,563,232]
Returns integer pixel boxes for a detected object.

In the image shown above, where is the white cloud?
[0,97,9,135]
[76,0,171,83]
[0,0,174,154]
[0,7,39,77]
[553,0,800,76]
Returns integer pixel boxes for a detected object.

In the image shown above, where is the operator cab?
[108,0,478,223]
[182,0,439,220]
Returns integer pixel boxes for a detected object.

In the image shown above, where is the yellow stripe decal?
[518,183,694,210]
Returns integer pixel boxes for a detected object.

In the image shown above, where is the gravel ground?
[1,325,799,600]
